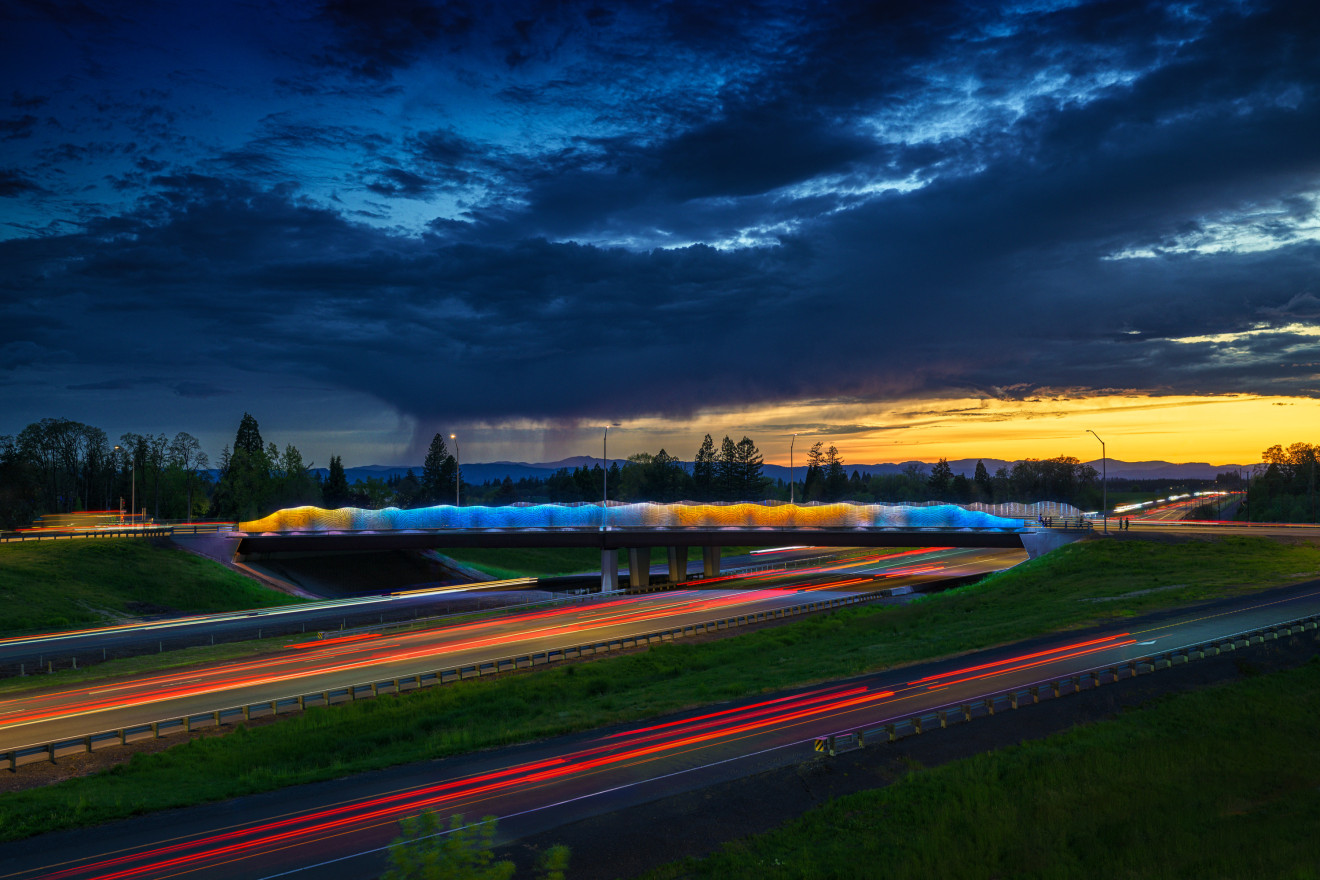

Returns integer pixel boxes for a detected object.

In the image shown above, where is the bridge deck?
[237,528,1033,556]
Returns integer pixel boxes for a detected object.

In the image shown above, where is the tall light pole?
[1086,429,1107,533]
[113,445,123,523]
[450,434,461,507]
[601,423,619,530]
[789,434,797,504]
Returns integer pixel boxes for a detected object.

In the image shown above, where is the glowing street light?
[450,434,461,507]
[790,433,797,504]
[1086,429,1107,534]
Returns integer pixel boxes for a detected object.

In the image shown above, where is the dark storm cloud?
[2,0,1319,435]
[0,169,46,196]
[316,0,477,81]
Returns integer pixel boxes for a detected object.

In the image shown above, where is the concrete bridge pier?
[703,546,721,578]
[601,549,618,592]
[628,547,652,589]
[667,546,689,584]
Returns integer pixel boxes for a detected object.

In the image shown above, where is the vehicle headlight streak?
[34,686,896,880]
[27,627,1160,880]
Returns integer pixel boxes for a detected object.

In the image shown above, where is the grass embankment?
[1,537,1316,841]
[0,539,302,635]
[444,545,766,579]
[646,657,1320,879]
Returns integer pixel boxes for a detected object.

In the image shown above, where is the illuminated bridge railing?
[242,501,1029,534]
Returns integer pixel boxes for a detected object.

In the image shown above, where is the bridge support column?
[703,546,721,578]
[667,546,689,583]
[628,547,651,589]
[600,549,618,592]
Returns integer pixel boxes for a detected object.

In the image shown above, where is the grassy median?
[645,655,1320,879]
[0,536,1316,841]
[0,539,302,635]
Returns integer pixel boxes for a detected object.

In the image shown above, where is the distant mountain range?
[320,457,1249,485]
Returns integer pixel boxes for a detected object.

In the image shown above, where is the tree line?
[11,411,1246,527]
[1238,442,1318,524]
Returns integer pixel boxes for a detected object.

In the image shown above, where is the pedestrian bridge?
[238,501,1087,588]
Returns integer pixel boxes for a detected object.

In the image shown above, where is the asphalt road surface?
[2,578,1316,880]
[0,548,1023,752]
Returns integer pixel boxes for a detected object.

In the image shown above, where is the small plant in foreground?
[383,812,570,880]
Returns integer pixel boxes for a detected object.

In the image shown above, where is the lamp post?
[450,434,461,507]
[1086,429,1107,533]
[601,423,620,530]
[790,434,797,504]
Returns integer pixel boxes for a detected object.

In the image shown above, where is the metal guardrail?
[0,528,174,543]
[0,524,234,543]
[811,613,1320,757]
[1,590,891,771]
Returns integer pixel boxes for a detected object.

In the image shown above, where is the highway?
[2,577,1316,880]
[0,547,1024,752]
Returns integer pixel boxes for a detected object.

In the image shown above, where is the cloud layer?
[1,0,1317,457]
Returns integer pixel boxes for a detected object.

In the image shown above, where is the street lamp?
[450,434,461,507]
[114,445,135,526]
[1086,429,1107,533]
[790,434,797,504]
[602,424,620,530]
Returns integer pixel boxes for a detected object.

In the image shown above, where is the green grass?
[444,544,768,579]
[644,656,1320,880]
[0,539,303,634]
[1,537,1316,841]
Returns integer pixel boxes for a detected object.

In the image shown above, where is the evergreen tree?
[928,458,954,499]
[733,436,765,499]
[716,435,739,500]
[823,444,847,500]
[803,441,825,501]
[324,455,350,508]
[421,433,457,505]
[212,413,272,521]
[974,459,994,501]
[693,434,717,500]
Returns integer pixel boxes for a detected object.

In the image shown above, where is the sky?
[2,0,1318,468]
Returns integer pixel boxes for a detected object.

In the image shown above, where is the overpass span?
[239,501,1087,588]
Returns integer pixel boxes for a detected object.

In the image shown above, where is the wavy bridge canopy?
[242,502,1027,533]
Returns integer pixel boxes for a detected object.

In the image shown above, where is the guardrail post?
[1052,680,1061,698]
[1090,671,1100,687]
[962,704,971,722]
[1029,686,1039,704]
[48,743,56,764]
[887,723,896,742]
[938,710,947,728]
[984,696,994,716]
[1009,691,1018,709]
